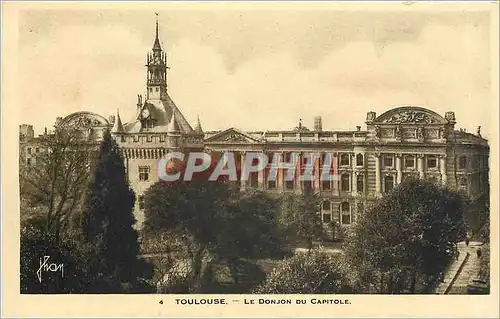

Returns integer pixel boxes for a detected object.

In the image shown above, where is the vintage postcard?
[1,1,499,318]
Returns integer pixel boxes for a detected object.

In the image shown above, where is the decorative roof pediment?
[374,106,447,125]
[205,128,262,144]
[57,111,110,129]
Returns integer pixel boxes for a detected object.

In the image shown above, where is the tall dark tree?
[81,130,152,292]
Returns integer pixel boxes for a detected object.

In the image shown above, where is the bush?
[254,249,354,294]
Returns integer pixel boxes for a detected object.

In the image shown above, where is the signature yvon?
[37,256,64,283]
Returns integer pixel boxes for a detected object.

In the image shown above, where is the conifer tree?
[81,130,152,292]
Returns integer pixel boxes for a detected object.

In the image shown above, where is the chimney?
[356,126,361,132]
[314,116,323,132]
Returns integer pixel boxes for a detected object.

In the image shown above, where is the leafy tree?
[278,191,324,250]
[20,218,94,293]
[254,249,355,294]
[143,180,284,292]
[344,178,467,294]
[19,128,94,242]
[81,130,153,292]
[140,231,194,293]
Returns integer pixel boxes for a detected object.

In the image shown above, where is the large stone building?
[20,20,490,231]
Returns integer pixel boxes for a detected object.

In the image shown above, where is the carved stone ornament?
[395,125,402,140]
[381,128,394,138]
[417,126,424,141]
[382,110,440,124]
[68,116,101,128]
[221,132,248,142]
[403,129,416,139]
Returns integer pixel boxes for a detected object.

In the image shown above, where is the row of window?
[320,201,357,225]
[458,155,488,170]
[137,193,358,226]
[279,152,365,167]
[25,147,40,155]
[381,154,438,169]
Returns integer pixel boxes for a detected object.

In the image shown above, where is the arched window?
[340,153,350,166]
[356,153,364,166]
[341,202,351,225]
[341,174,350,192]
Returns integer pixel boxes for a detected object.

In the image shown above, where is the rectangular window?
[322,200,331,211]
[26,158,32,166]
[35,147,40,153]
[302,180,312,191]
[459,176,468,191]
[139,166,150,181]
[321,180,331,190]
[285,180,294,190]
[121,136,126,142]
[146,135,152,142]
[340,154,350,166]
[283,152,292,162]
[322,213,332,223]
[459,156,467,169]
[384,155,394,168]
[341,202,351,225]
[250,172,259,188]
[356,154,364,166]
[133,135,139,142]
[404,156,415,168]
[266,168,276,189]
[160,135,165,142]
[341,174,350,192]
[384,175,394,192]
[27,147,32,155]
[356,174,364,193]
[427,156,437,169]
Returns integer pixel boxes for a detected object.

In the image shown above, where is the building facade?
[19,21,490,230]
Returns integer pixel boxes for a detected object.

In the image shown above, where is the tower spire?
[112,109,124,133]
[152,12,162,51]
[195,115,203,134]
[155,12,159,39]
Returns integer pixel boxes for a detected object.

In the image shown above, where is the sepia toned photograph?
[2,1,499,318]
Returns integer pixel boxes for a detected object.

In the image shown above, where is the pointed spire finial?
[195,115,203,134]
[167,111,180,133]
[155,12,159,39]
[112,108,124,133]
[152,12,162,51]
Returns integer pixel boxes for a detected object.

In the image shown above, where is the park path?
[434,241,483,294]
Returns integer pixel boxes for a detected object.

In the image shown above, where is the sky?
[17,6,494,137]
